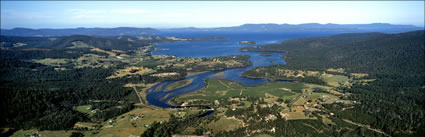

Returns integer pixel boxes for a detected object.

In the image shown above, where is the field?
[91,48,117,56]
[94,107,173,137]
[73,122,97,130]
[10,107,199,137]
[69,41,94,49]
[107,66,156,79]
[243,67,370,90]
[326,68,345,73]
[255,134,273,137]
[124,83,146,88]
[73,105,95,117]
[204,116,243,132]
[285,112,316,120]
[179,109,244,135]
[173,78,353,124]
[32,58,70,67]
[175,80,304,102]
[304,83,342,95]
[319,114,336,125]
[174,79,347,106]
[74,53,118,68]
[321,74,349,87]
[351,73,368,78]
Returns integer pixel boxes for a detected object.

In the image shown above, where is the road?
[342,119,391,137]
[132,87,144,104]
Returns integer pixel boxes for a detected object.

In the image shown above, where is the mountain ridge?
[1,23,423,37]
[0,35,151,50]
[0,27,159,37]
[162,23,423,33]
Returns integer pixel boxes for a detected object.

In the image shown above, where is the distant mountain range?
[0,27,159,37]
[164,23,423,33]
[1,23,423,37]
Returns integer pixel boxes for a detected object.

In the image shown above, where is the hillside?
[241,30,425,75]
[0,36,50,48]
[240,30,425,136]
[0,35,157,51]
[36,35,149,50]
[1,35,227,51]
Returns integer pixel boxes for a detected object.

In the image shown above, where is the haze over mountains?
[1,23,423,37]
[0,27,159,37]
[165,23,423,33]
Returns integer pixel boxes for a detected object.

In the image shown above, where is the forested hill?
[241,30,425,137]
[37,35,149,50]
[1,35,152,50]
[241,30,425,75]
[1,35,226,51]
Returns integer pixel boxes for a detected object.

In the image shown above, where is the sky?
[1,1,424,29]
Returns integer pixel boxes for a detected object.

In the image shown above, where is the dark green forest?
[241,31,424,74]
[241,30,425,136]
[0,57,133,130]
[0,46,182,131]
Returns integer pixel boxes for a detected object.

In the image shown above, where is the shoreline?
[186,71,210,77]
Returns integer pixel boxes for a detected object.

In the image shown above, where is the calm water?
[146,32,339,108]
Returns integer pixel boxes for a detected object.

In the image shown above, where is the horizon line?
[1,22,424,30]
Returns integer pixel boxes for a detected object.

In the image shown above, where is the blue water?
[146,32,340,108]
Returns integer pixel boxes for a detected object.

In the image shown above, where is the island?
[239,40,256,44]
[259,52,272,56]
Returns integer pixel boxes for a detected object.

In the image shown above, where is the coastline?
[186,71,210,77]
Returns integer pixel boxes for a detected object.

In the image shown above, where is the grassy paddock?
[95,107,175,137]
[255,134,273,137]
[32,58,70,66]
[175,80,305,102]
[204,117,243,132]
[73,105,95,117]
[321,74,349,87]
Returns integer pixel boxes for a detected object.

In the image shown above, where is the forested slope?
[241,30,424,75]
[241,30,425,136]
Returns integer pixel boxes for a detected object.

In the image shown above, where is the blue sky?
[1,1,424,29]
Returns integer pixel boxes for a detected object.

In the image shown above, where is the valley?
[1,1,424,137]
[1,30,424,137]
